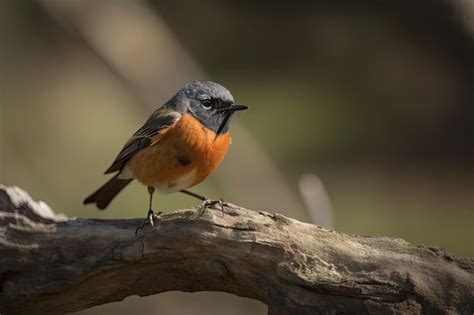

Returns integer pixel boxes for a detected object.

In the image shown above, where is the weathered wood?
[0,185,472,314]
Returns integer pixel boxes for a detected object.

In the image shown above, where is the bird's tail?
[83,174,133,210]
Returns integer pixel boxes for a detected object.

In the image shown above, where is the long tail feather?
[83,175,133,210]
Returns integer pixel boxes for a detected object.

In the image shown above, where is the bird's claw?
[135,209,162,235]
[193,199,230,218]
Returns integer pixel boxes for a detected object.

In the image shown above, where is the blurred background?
[1,0,473,314]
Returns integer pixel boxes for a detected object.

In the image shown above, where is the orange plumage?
[127,114,231,192]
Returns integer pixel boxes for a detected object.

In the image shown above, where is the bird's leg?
[180,189,207,201]
[180,189,229,217]
[135,186,162,235]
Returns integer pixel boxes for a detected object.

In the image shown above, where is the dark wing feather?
[104,108,181,174]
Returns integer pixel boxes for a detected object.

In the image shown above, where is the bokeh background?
[1,0,473,314]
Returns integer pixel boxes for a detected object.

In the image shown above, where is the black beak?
[225,104,248,112]
[216,104,248,135]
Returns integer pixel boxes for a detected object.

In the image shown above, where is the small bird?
[84,81,248,231]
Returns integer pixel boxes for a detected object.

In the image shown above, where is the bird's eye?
[202,99,213,109]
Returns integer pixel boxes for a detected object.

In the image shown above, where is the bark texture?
[0,185,473,314]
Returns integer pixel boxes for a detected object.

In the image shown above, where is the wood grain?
[0,185,472,314]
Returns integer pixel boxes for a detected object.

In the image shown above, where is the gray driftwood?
[0,185,473,314]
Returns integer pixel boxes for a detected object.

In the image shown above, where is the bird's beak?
[226,104,248,112]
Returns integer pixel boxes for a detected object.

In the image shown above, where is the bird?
[83,80,248,232]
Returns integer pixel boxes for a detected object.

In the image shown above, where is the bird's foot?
[135,208,163,235]
[193,198,230,219]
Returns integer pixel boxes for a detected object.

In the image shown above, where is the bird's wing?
[104,108,182,174]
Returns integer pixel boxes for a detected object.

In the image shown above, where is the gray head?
[168,80,248,134]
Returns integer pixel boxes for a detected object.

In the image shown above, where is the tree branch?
[0,185,472,314]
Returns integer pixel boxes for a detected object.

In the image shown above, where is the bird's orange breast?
[127,114,231,191]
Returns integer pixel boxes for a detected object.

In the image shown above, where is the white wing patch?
[117,164,133,179]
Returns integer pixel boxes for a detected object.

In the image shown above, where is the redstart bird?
[84,81,247,232]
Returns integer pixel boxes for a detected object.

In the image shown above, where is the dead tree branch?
[0,185,472,314]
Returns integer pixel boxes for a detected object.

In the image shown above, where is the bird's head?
[169,80,248,135]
